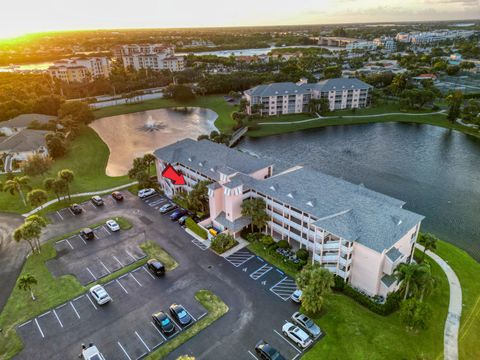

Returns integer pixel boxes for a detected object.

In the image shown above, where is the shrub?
[277,240,290,249]
[185,218,207,240]
[296,248,309,261]
[261,235,275,247]
[332,275,346,291]
[341,284,400,315]
[211,233,238,254]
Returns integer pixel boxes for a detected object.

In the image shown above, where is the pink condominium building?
[154,139,424,297]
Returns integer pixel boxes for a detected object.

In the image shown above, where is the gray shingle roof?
[0,129,51,152]
[154,139,272,181]
[308,78,373,92]
[0,114,56,129]
[214,212,251,232]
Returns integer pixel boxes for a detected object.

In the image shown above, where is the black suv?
[70,204,82,215]
[80,228,95,241]
[147,259,165,276]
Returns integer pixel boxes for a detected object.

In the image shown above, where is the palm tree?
[143,153,156,177]
[3,176,31,206]
[415,264,436,302]
[418,233,438,261]
[44,177,59,201]
[18,273,38,301]
[27,189,48,208]
[58,169,74,200]
[241,198,269,232]
[24,215,47,252]
[13,225,35,254]
[395,263,420,300]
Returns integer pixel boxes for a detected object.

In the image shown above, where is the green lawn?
[0,126,129,214]
[248,102,480,138]
[145,290,228,359]
[93,95,237,134]
[0,222,178,360]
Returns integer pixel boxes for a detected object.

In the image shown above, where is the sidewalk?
[220,237,249,258]
[416,244,462,360]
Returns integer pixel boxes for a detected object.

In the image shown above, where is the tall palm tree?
[418,233,438,261]
[13,225,35,254]
[58,169,74,200]
[143,153,156,177]
[395,263,420,300]
[3,176,31,206]
[415,264,436,302]
[18,273,38,301]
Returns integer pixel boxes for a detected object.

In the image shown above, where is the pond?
[90,107,217,176]
[238,122,480,260]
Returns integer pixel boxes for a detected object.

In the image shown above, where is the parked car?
[169,304,192,327]
[255,340,286,360]
[89,285,111,305]
[178,215,189,226]
[80,228,95,241]
[70,204,82,215]
[106,219,120,232]
[291,289,303,303]
[152,311,176,335]
[138,188,155,198]
[282,322,312,348]
[159,203,177,214]
[170,208,188,221]
[81,344,106,360]
[291,311,322,339]
[111,191,124,201]
[147,259,165,276]
[91,196,104,206]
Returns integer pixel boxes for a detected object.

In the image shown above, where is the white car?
[89,285,111,305]
[138,188,155,198]
[106,219,120,232]
[282,321,312,348]
[291,289,303,303]
[81,344,106,360]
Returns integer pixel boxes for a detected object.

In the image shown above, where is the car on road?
[255,340,286,360]
[291,289,303,303]
[159,202,177,214]
[70,203,82,215]
[91,196,104,206]
[291,311,322,339]
[89,285,111,305]
[81,344,106,360]
[138,188,156,198]
[106,219,120,232]
[169,304,192,327]
[152,311,176,335]
[282,322,312,348]
[178,215,189,226]
[111,191,124,201]
[147,259,165,276]
[80,228,95,241]
[170,208,188,221]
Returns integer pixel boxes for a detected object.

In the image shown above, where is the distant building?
[0,114,56,136]
[113,44,185,72]
[395,30,475,44]
[373,36,396,51]
[244,78,372,116]
[0,129,52,161]
[317,37,376,51]
[48,57,111,82]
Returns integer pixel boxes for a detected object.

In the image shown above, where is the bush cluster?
[211,233,238,254]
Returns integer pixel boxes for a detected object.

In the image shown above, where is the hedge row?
[185,218,208,239]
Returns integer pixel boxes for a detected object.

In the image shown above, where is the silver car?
[282,321,312,348]
[291,311,322,338]
[89,285,111,305]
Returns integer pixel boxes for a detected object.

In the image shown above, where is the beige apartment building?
[154,139,424,298]
[48,57,111,82]
[113,44,185,72]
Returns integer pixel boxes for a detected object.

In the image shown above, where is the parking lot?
[224,250,299,303]
[47,223,146,285]
[17,264,206,360]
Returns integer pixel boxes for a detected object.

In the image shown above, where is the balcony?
[323,241,340,250]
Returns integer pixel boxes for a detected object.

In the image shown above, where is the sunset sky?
[0,0,478,39]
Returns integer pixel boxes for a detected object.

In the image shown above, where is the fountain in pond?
[139,115,166,132]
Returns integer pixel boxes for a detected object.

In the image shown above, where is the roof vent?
[188,157,192,162]
[199,162,203,167]
[306,201,314,207]
[210,168,215,172]
[269,185,276,191]
[287,193,294,199]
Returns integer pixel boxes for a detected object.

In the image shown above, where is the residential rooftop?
[0,129,51,152]
[0,114,56,129]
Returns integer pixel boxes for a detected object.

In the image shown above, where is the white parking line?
[56,211,64,221]
[126,250,137,262]
[39,310,51,318]
[18,320,32,328]
[150,321,167,341]
[250,263,273,280]
[34,318,45,338]
[273,329,302,353]
[80,236,87,245]
[86,294,98,310]
[135,330,151,352]
[130,273,142,287]
[113,255,124,267]
[117,341,132,360]
[197,312,207,321]
[65,239,74,249]
[86,267,97,280]
[70,301,81,319]
[248,350,259,360]
[292,354,301,360]
[73,294,84,301]
[142,266,156,279]
[170,316,182,329]
[100,260,111,274]
[53,309,63,328]
[185,309,197,322]
[103,225,111,235]
[56,303,67,310]
[116,279,129,294]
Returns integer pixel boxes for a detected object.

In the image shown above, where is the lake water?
[90,107,217,176]
[238,123,480,260]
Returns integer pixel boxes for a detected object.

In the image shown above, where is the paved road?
[12,193,305,360]
[416,244,462,360]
